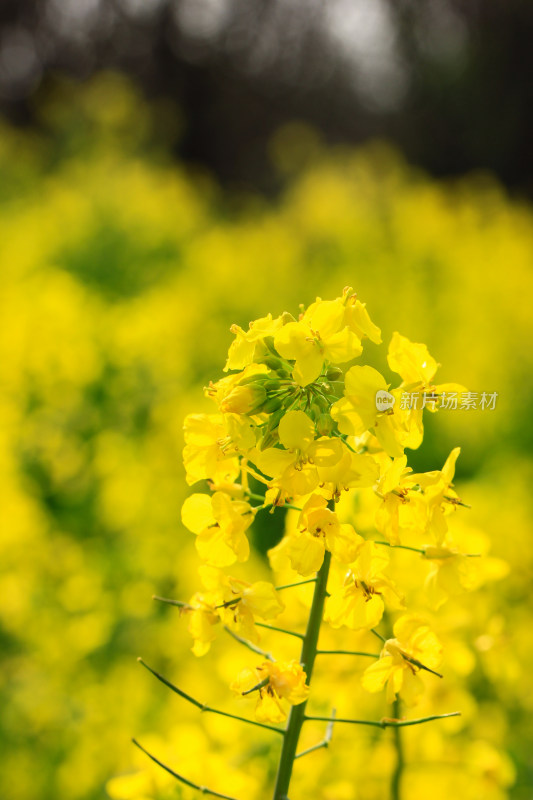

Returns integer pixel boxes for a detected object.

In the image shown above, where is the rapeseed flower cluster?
[162,287,491,798]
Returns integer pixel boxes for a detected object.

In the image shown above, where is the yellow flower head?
[181,491,255,567]
[224,314,284,371]
[325,542,401,630]
[274,296,362,386]
[231,659,309,723]
[282,494,363,576]
[362,614,442,704]
[251,410,342,499]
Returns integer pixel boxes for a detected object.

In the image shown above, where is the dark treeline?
[0,0,532,196]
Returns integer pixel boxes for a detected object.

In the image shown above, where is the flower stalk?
[272,548,332,800]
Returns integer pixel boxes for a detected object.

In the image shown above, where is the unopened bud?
[221,384,267,414]
[280,312,297,324]
[327,380,345,398]
[263,379,282,391]
[260,396,284,414]
[260,430,280,450]
[265,407,285,434]
[260,355,285,371]
[326,366,343,381]
[238,374,268,386]
[316,413,334,436]
[263,336,279,356]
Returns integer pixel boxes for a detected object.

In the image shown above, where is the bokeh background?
[1,2,532,799]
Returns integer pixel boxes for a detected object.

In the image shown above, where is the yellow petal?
[328,523,364,564]
[181,494,215,534]
[292,350,325,386]
[285,533,325,576]
[361,655,394,693]
[304,298,345,338]
[278,464,319,496]
[400,667,424,706]
[345,299,382,344]
[441,446,461,484]
[323,328,362,364]
[244,581,285,618]
[230,667,258,695]
[388,331,439,385]
[326,587,383,630]
[309,436,343,466]
[196,526,248,567]
[274,321,314,362]
[224,325,256,371]
[255,691,287,723]
[252,447,294,478]
[278,410,315,451]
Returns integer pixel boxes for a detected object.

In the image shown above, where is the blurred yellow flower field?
[0,74,532,799]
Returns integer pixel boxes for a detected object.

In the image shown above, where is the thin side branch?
[304,711,461,729]
[137,658,284,735]
[374,542,425,555]
[316,649,379,658]
[374,541,481,558]
[275,579,317,591]
[295,708,336,759]
[152,595,192,609]
[132,738,240,800]
[255,622,305,640]
[223,625,274,661]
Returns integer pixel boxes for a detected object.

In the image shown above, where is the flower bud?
[221,384,267,414]
[316,413,334,436]
[263,336,279,356]
[260,429,280,450]
[238,374,268,386]
[280,312,297,324]
[260,355,285,371]
[326,366,343,381]
[260,396,284,414]
[263,379,282,391]
[326,380,344,398]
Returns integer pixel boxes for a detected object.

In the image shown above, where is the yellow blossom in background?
[0,73,530,800]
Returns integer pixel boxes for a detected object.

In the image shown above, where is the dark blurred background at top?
[0,0,532,197]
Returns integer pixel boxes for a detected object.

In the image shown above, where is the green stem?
[132,739,239,800]
[391,698,404,800]
[374,542,425,554]
[223,625,274,661]
[275,579,317,591]
[316,649,379,658]
[152,595,192,609]
[137,657,283,736]
[255,622,304,640]
[272,548,332,800]
[303,711,460,728]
